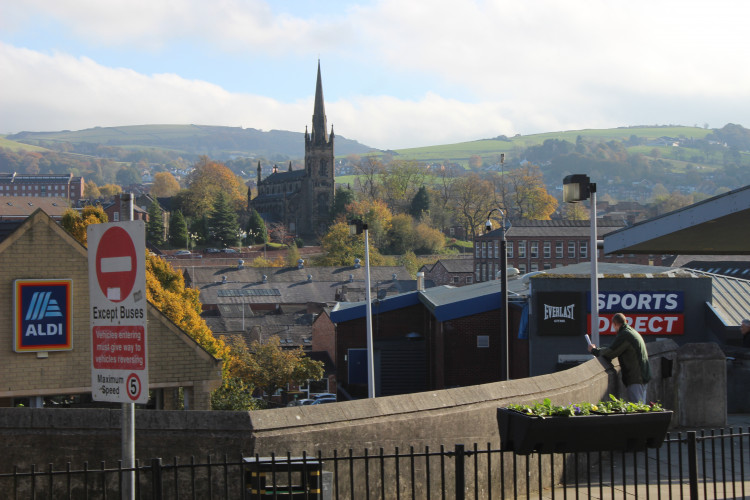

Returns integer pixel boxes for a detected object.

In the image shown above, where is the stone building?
[249,62,335,237]
[0,172,84,204]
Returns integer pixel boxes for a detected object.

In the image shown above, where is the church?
[249,62,335,238]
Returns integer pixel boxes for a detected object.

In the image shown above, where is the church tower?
[303,61,335,235]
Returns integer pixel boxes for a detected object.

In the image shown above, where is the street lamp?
[563,174,600,347]
[485,208,511,381]
[349,219,375,398]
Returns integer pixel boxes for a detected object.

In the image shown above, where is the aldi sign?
[14,279,73,352]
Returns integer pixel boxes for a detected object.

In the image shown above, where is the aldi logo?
[14,279,73,352]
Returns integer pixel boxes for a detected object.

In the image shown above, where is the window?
[477,335,490,348]
[452,276,460,284]
[543,263,552,270]
[543,241,551,259]
[494,240,499,258]
[518,241,526,258]
[506,242,514,258]
[481,263,487,281]
[113,212,119,222]
[531,263,539,272]
[466,276,473,284]
[475,243,480,257]
[556,241,563,258]
[482,241,486,258]
[475,264,480,282]
[530,241,539,259]
[518,264,527,274]
[568,241,576,258]
[449,227,455,236]
[580,241,588,259]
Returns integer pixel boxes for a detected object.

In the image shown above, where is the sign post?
[88,221,147,500]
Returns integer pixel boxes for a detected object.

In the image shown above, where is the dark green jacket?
[591,323,652,386]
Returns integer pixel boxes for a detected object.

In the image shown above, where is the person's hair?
[612,313,627,326]
[742,319,750,327]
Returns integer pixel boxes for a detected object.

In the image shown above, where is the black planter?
[497,408,673,455]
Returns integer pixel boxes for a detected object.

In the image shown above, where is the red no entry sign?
[95,226,137,303]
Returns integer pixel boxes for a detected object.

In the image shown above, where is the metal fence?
[2,427,748,499]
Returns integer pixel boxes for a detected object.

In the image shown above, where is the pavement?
[519,414,750,499]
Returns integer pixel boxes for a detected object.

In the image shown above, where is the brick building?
[473,220,667,282]
[0,172,84,204]
[0,210,222,409]
[420,258,474,287]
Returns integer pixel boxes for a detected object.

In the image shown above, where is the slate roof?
[0,197,70,219]
[262,169,307,183]
[481,219,624,239]
[433,258,474,273]
[186,265,415,305]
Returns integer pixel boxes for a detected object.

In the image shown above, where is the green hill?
[7,124,375,160]
[391,126,712,164]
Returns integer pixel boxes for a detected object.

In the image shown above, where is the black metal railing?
[1,427,747,499]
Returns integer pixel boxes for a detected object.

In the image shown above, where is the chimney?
[416,272,425,291]
[120,193,134,222]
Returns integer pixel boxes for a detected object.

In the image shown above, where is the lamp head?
[563,174,592,203]
[484,219,492,233]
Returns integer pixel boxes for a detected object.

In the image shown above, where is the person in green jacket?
[588,312,652,403]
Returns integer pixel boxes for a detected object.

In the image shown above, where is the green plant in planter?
[507,394,663,417]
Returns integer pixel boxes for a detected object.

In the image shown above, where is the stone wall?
[1,339,725,497]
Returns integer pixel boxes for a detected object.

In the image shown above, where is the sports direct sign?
[588,291,685,336]
[88,221,149,404]
[14,279,73,352]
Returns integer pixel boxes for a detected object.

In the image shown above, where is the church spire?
[311,60,328,145]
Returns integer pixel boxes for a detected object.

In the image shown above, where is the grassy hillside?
[8,124,374,160]
[392,126,711,164]
[0,136,51,153]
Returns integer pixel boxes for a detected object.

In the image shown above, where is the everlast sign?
[538,292,585,336]
[14,279,73,352]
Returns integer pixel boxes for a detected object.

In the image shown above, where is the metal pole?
[590,184,599,347]
[501,218,509,381]
[121,193,135,500]
[364,228,376,398]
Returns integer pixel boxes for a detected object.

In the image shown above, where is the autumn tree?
[237,336,324,402]
[84,180,101,199]
[181,156,247,218]
[98,184,123,199]
[61,206,108,245]
[354,157,384,201]
[344,199,393,250]
[316,221,388,266]
[505,164,558,220]
[150,172,181,198]
[286,242,301,267]
[448,173,497,238]
[380,160,428,213]
[563,202,589,220]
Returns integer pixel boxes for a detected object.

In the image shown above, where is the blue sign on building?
[14,279,73,352]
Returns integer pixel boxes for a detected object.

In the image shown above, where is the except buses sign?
[88,221,149,404]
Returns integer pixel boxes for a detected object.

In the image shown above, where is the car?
[221,248,238,254]
[310,397,336,405]
[311,393,336,401]
[204,248,221,254]
[174,250,191,256]
[286,398,314,407]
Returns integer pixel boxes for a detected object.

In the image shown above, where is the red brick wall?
[312,312,336,365]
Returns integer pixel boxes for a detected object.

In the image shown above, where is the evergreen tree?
[332,186,355,220]
[209,192,240,247]
[169,210,188,248]
[246,208,268,244]
[146,200,165,246]
[409,186,430,219]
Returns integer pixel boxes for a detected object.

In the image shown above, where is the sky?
[2,0,750,150]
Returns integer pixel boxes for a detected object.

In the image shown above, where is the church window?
[319,159,327,176]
